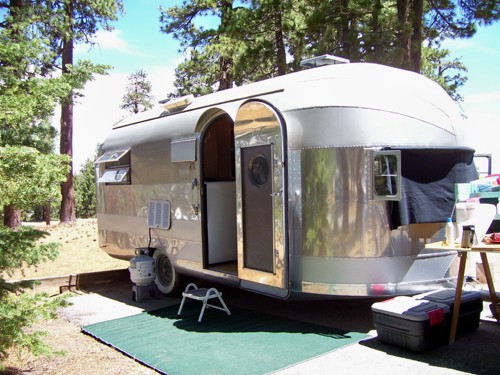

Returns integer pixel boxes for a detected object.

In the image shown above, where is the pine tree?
[161,0,499,101]
[34,0,123,224]
[75,157,97,218]
[421,46,468,102]
[121,69,155,114]
[0,147,70,363]
[0,0,72,228]
[160,0,239,95]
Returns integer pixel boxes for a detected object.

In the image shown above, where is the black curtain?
[390,147,477,228]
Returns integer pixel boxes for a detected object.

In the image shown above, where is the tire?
[153,248,183,296]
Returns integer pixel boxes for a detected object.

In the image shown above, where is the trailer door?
[235,101,287,293]
[241,144,274,272]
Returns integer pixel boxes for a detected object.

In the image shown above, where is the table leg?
[479,252,500,324]
[450,251,467,344]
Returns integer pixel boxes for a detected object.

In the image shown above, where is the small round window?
[250,155,269,186]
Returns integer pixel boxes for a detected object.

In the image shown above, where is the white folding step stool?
[177,283,231,323]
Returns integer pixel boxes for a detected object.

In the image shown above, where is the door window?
[250,154,269,187]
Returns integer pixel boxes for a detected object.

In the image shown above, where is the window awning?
[95,149,129,164]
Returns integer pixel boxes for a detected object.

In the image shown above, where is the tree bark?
[59,2,76,224]
[397,0,423,72]
[4,205,21,228]
[369,0,383,62]
[273,2,286,76]
[339,0,352,59]
[272,1,287,76]
[45,203,51,225]
[217,0,234,91]
[397,0,411,69]
[409,0,423,72]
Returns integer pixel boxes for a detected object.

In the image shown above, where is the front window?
[373,150,401,200]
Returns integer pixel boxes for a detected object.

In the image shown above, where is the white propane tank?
[129,248,155,286]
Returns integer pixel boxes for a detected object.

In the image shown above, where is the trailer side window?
[95,149,131,184]
[373,151,401,201]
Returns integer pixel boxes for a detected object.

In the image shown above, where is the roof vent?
[300,54,350,68]
[159,94,194,114]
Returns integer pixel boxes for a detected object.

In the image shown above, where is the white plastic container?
[455,202,496,242]
[445,217,455,245]
[455,202,496,277]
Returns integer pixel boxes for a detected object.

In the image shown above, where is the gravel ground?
[29,280,500,375]
[3,219,500,374]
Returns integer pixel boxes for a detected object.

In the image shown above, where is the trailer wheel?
[153,249,183,296]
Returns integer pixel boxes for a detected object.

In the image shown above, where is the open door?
[200,113,238,274]
[234,101,287,294]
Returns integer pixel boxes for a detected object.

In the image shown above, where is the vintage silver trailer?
[95,61,477,298]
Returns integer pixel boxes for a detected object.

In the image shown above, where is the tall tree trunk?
[44,203,51,225]
[218,56,233,91]
[396,0,411,69]
[4,205,21,228]
[273,1,286,76]
[218,0,233,91]
[338,0,352,59]
[369,0,383,62]
[59,2,75,223]
[397,0,423,72]
[409,0,423,72]
[133,87,139,113]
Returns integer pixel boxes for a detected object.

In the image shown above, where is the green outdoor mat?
[83,303,368,375]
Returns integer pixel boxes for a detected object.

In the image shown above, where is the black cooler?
[414,288,483,335]
[371,296,450,352]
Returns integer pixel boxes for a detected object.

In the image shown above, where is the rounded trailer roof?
[112,63,464,139]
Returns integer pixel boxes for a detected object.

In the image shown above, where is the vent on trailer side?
[147,200,171,230]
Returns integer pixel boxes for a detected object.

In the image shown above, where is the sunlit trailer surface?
[95,61,477,299]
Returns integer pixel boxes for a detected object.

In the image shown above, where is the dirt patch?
[3,318,158,375]
[5,219,128,281]
[2,219,158,374]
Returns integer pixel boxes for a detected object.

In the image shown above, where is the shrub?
[0,226,69,366]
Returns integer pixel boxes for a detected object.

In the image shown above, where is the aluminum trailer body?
[96,62,476,298]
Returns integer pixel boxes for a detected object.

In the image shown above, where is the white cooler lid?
[372,296,450,323]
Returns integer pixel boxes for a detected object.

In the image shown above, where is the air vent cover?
[147,200,171,229]
[300,54,350,68]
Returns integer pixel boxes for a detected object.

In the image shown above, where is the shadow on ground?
[80,277,500,375]
[360,322,500,375]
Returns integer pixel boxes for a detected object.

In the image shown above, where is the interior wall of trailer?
[201,114,238,272]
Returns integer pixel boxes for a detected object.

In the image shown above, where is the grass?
[3,219,129,281]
